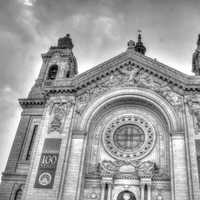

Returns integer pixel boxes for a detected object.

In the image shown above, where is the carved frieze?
[76,65,183,115]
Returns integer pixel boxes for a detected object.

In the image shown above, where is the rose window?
[103,115,156,160]
[113,124,145,151]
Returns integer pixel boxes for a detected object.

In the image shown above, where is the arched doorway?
[80,88,179,200]
[117,191,136,200]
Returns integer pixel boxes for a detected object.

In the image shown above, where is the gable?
[74,50,200,92]
[75,62,184,117]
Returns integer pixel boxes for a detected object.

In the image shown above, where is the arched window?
[14,189,22,200]
[26,125,38,160]
[47,65,58,80]
[117,190,136,200]
[66,70,71,78]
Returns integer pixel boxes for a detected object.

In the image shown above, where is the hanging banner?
[35,139,61,189]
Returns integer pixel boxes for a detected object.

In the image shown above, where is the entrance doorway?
[117,191,136,200]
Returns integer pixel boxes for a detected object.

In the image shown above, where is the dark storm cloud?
[0,0,200,174]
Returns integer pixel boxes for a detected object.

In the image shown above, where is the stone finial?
[127,40,135,50]
[192,34,200,75]
[135,30,146,55]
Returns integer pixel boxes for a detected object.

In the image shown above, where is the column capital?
[140,177,152,186]
[171,133,185,140]
[101,176,113,184]
[101,182,106,186]
[140,183,145,188]
[140,177,152,185]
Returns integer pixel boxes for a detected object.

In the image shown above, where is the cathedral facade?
[1,33,200,200]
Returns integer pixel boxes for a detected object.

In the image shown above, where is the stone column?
[140,184,145,200]
[140,178,151,200]
[100,183,106,200]
[147,184,151,200]
[101,176,113,200]
[107,183,112,200]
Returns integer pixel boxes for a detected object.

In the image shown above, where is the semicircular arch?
[79,88,180,135]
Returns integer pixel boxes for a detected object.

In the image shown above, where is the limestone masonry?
[1,33,200,200]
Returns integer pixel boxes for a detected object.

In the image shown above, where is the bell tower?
[28,34,78,98]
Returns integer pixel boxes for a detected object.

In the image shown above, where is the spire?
[135,30,146,55]
[192,34,200,75]
[57,34,74,49]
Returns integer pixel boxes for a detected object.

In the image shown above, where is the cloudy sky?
[0,0,200,175]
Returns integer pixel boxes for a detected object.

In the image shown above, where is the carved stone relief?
[100,159,159,178]
[76,65,183,115]
[48,98,74,134]
[84,183,101,200]
[187,94,200,134]
[86,188,100,200]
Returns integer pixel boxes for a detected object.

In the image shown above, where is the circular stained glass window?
[103,115,156,160]
[113,124,145,151]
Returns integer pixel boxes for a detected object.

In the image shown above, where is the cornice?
[28,50,200,99]
[19,98,46,109]
[1,172,27,182]
[44,87,76,97]
[74,51,200,91]
[43,50,200,94]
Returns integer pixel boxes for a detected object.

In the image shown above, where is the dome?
[57,34,74,49]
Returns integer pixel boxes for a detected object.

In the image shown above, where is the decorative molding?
[19,98,46,108]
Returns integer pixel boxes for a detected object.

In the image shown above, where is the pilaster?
[171,133,188,200]
[61,130,87,200]
[184,97,200,200]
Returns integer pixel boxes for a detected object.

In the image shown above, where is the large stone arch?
[79,87,182,200]
[79,87,180,134]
